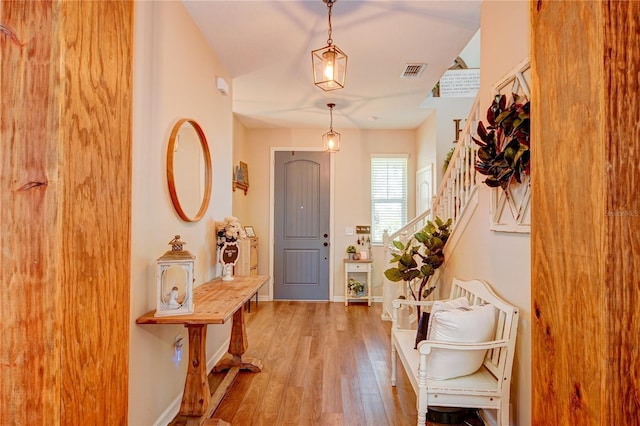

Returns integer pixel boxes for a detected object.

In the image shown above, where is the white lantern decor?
[155,235,195,317]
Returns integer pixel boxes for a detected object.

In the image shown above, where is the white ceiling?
[183,0,481,130]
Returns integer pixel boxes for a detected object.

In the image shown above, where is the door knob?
[324,233,328,238]
[323,242,328,246]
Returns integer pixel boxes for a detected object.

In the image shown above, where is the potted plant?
[384,217,452,315]
[346,245,357,260]
[347,278,365,297]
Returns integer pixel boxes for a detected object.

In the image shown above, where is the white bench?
[391,278,519,426]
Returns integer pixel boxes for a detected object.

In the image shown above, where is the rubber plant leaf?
[384,268,404,282]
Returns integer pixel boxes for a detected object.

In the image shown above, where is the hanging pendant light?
[323,103,341,152]
[312,0,347,91]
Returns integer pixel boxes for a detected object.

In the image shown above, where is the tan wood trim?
[1,0,133,423]
[532,1,639,424]
[1,1,62,422]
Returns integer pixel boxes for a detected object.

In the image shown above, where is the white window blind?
[371,156,407,243]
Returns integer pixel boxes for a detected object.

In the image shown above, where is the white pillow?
[431,296,469,315]
[425,303,496,380]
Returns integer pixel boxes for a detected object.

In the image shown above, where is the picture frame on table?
[244,226,256,238]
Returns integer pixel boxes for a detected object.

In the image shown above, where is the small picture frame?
[235,161,249,186]
[233,161,250,195]
[244,226,256,238]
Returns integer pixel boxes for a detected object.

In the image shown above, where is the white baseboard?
[153,338,230,426]
[333,296,382,303]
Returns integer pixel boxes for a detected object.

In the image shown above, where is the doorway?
[273,151,330,300]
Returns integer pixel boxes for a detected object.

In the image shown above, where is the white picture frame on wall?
[488,58,531,234]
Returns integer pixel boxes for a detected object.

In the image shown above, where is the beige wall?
[129,2,234,424]
[417,97,476,191]
[234,127,416,300]
[127,1,530,423]
[439,1,531,425]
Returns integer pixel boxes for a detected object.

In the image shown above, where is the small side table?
[344,259,373,306]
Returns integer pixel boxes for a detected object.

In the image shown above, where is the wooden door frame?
[268,147,335,301]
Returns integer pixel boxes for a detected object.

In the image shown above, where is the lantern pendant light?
[312,0,347,91]
[323,103,341,152]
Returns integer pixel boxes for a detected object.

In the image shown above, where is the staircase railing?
[381,94,481,321]
[431,95,481,226]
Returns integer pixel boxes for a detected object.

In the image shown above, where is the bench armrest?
[417,338,508,355]
[391,297,454,329]
[392,298,445,309]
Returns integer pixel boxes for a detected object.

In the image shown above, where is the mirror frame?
[166,118,212,222]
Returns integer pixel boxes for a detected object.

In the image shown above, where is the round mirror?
[167,119,212,222]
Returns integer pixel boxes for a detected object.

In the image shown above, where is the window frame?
[370,154,408,245]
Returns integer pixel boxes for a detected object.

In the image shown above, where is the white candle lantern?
[155,235,195,317]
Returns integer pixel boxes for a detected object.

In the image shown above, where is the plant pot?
[348,253,354,260]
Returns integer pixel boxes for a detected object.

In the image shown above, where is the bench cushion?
[427,303,496,380]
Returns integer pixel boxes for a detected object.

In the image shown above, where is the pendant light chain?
[327,1,333,46]
[329,104,334,132]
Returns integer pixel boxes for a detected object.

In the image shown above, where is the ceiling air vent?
[401,63,427,78]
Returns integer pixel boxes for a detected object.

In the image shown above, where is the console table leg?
[180,324,211,417]
[213,307,262,373]
[229,305,247,360]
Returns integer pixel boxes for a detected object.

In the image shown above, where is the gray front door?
[274,151,330,300]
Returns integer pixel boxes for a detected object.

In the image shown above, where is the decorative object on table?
[356,225,372,260]
[216,216,247,281]
[244,225,256,238]
[384,217,452,317]
[311,0,347,91]
[346,245,356,260]
[347,278,365,297]
[473,93,530,191]
[220,242,239,281]
[233,161,249,194]
[155,235,195,317]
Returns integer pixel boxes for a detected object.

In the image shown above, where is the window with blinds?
[371,155,408,243]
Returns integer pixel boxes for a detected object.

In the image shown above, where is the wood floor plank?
[362,393,390,426]
[207,302,458,426]
[340,374,367,426]
[276,385,304,425]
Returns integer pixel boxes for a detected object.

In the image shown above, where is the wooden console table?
[136,275,269,425]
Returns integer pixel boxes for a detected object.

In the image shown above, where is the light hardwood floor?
[207,301,450,426]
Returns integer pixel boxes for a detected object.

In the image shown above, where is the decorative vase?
[222,263,234,281]
[220,241,239,281]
